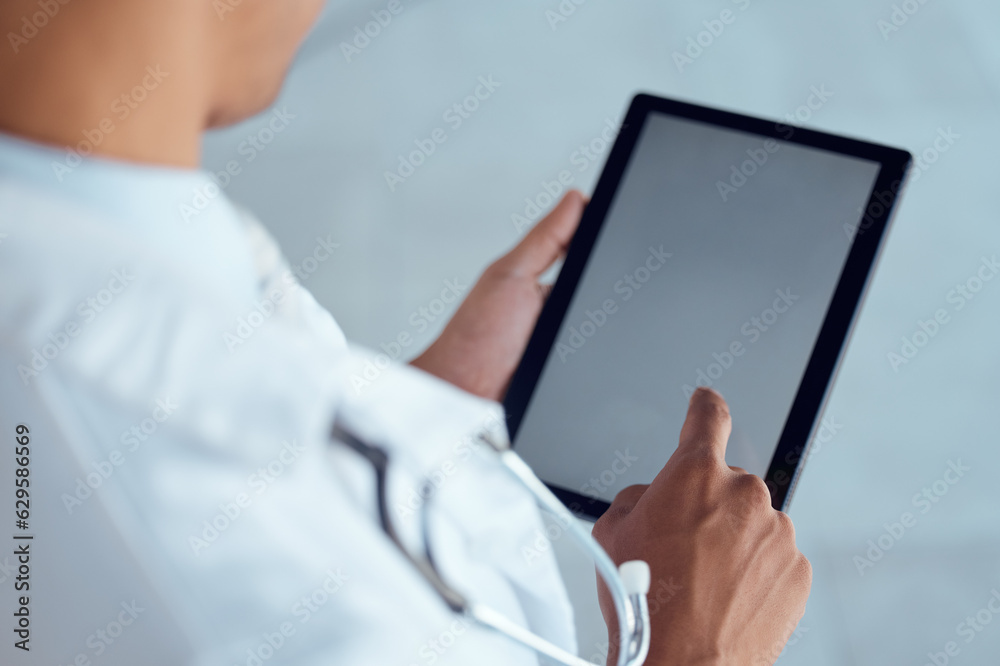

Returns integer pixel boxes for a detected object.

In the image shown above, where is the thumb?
[501,190,586,278]
[676,387,732,464]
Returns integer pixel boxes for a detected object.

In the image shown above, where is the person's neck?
[0,0,209,169]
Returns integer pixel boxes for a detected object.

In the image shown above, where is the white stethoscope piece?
[333,422,651,666]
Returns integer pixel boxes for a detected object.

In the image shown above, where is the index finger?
[676,387,732,464]
[638,387,733,506]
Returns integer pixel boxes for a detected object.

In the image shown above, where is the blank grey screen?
[513,113,880,504]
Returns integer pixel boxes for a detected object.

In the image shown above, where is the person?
[0,1,810,664]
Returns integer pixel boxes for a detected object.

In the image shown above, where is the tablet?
[503,93,911,519]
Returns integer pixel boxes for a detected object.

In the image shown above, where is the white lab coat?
[0,132,577,665]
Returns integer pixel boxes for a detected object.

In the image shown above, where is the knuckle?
[593,485,649,553]
[735,473,772,506]
[774,509,796,539]
[592,513,625,556]
[482,258,512,282]
[795,553,813,586]
[613,484,648,506]
[591,515,612,544]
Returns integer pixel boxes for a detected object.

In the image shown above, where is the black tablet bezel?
[502,93,912,519]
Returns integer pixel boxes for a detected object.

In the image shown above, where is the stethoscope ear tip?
[618,560,651,596]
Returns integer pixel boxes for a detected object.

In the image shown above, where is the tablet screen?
[512,112,882,505]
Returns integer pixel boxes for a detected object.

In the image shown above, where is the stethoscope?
[332,422,651,666]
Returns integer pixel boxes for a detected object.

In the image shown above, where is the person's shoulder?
[0,178,184,347]
[0,178,119,294]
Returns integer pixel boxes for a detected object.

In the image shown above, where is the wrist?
[615,642,725,666]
